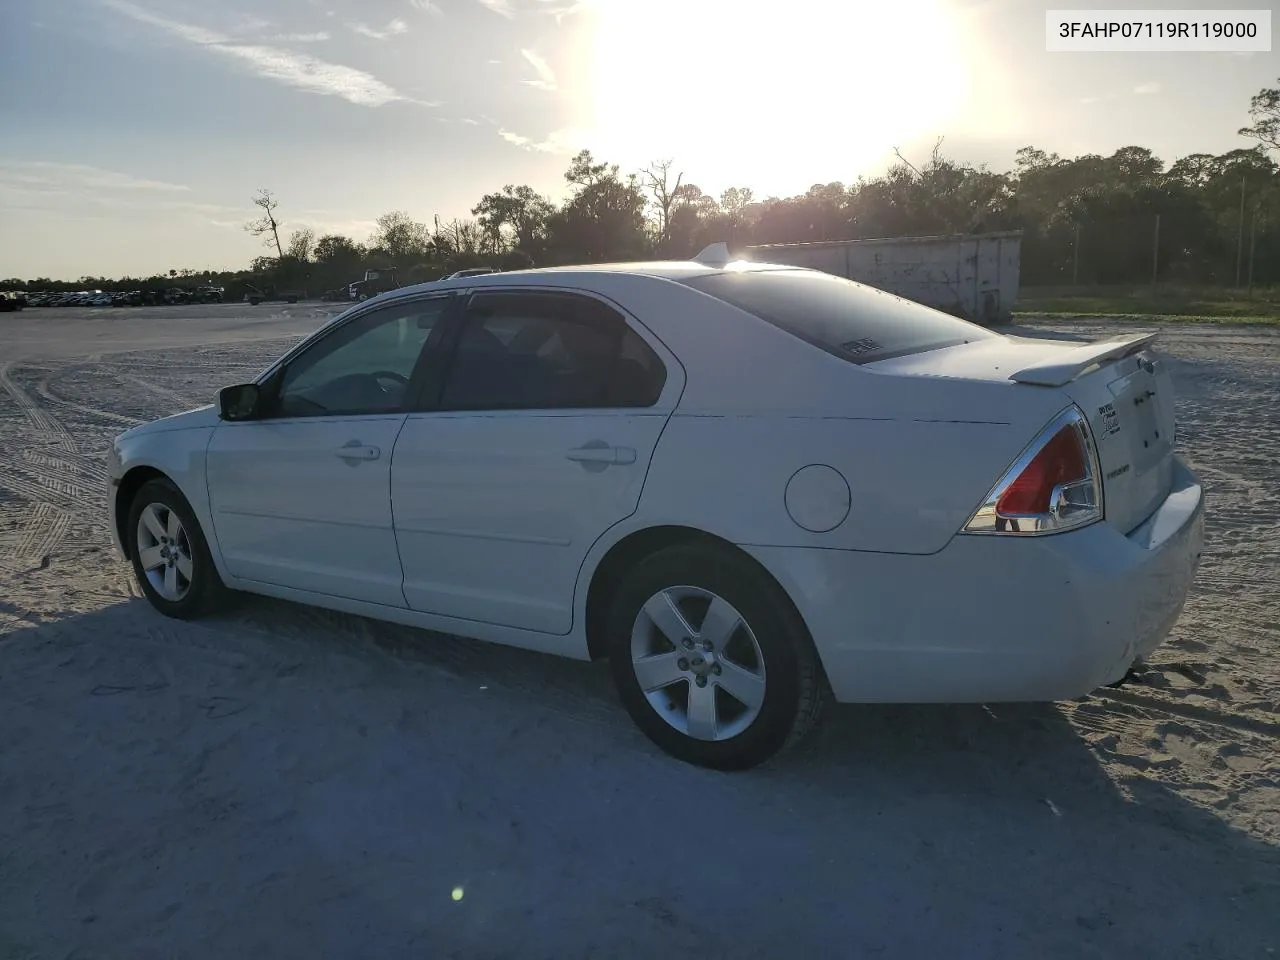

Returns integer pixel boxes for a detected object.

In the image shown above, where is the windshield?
[682,268,998,364]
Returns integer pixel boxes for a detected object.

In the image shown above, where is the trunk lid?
[1054,348,1177,533]
[866,332,1177,533]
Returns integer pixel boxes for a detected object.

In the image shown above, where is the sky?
[0,0,1274,280]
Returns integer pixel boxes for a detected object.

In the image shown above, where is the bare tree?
[431,216,484,258]
[891,136,946,179]
[642,160,684,247]
[247,189,285,260]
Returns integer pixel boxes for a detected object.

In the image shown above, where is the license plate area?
[1109,363,1169,473]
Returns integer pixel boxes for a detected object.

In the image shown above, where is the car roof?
[377,259,802,302]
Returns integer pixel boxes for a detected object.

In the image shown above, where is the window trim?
[251,293,459,421]
[421,287,671,414]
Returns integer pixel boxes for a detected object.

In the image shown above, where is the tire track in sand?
[21,448,108,487]
[126,376,198,413]
[0,362,80,452]
[0,460,87,512]
[33,375,144,427]
[0,502,70,573]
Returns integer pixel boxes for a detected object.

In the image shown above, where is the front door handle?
[565,442,637,468]
[334,441,381,463]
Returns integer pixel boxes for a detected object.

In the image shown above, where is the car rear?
[679,266,1204,702]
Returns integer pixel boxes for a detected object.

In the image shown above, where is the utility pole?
[1235,175,1246,288]
[1151,214,1160,287]
[1247,209,1258,296]
[1072,222,1080,286]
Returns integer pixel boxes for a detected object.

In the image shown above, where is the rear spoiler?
[1009,332,1158,387]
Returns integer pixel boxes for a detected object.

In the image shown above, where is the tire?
[127,478,227,620]
[606,542,824,770]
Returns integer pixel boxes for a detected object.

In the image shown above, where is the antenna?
[693,242,734,265]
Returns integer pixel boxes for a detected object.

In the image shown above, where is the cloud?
[1133,82,1161,95]
[410,0,444,14]
[498,126,583,153]
[0,160,190,194]
[348,18,409,40]
[520,48,557,90]
[100,0,413,107]
[499,129,536,148]
[236,14,275,33]
[474,0,515,17]
[272,31,330,42]
[534,0,589,21]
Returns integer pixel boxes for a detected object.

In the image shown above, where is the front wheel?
[606,543,824,770]
[127,478,227,619]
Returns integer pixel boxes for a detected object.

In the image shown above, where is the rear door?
[390,289,682,634]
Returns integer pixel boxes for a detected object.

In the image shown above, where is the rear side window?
[681,269,997,364]
[439,292,666,411]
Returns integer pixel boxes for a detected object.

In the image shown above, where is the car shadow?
[1,597,1276,959]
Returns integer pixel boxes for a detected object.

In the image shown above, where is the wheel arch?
[114,465,171,552]
[582,524,813,664]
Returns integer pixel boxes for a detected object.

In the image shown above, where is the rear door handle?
[565,442,637,466]
[334,441,381,462]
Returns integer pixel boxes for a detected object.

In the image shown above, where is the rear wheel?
[606,543,824,770]
[127,479,226,619]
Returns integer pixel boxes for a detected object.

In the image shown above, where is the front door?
[206,295,453,606]
[391,289,681,634]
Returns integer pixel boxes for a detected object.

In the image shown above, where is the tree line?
[8,78,1278,298]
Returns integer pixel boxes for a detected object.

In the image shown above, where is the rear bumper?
[747,457,1205,704]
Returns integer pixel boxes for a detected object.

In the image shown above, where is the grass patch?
[1013,286,1280,325]
[1013,310,1280,326]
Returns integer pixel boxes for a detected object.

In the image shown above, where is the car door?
[391,289,682,634]
[206,294,455,606]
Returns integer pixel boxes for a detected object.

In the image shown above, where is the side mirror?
[218,383,262,421]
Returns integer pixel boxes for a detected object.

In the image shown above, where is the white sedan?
[106,249,1205,769]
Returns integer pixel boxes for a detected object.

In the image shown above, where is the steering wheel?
[370,370,409,392]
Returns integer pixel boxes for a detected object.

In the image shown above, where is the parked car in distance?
[348,267,399,301]
[105,251,1204,769]
[244,284,301,306]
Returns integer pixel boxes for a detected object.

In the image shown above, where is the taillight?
[963,406,1102,536]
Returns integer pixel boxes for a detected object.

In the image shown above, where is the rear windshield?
[681,268,997,364]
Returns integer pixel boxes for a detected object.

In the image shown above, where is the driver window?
[275,297,450,418]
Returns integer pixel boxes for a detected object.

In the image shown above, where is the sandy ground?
[0,304,1277,959]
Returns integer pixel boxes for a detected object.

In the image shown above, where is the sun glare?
[584,0,974,192]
